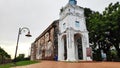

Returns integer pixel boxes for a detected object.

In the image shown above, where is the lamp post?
[14,27,32,64]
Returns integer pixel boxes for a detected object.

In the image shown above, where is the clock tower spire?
[69,0,77,5]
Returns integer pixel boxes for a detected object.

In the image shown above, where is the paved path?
[13,61,120,68]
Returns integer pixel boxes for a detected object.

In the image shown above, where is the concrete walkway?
[13,61,120,68]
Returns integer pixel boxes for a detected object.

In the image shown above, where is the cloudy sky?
[0,0,120,59]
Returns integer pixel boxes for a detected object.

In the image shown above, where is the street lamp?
[14,27,32,64]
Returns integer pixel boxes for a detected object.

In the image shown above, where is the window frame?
[63,23,66,29]
[75,21,80,27]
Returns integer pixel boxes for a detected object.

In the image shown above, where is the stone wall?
[31,20,59,60]
[30,43,36,60]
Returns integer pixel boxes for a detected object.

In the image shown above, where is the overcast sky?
[0,0,120,59]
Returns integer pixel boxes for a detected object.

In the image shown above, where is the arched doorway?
[62,35,67,60]
[74,33,83,60]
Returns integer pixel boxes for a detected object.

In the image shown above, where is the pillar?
[58,35,64,61]
[66,29,76,61]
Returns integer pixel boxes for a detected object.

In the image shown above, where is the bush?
[93,49,102,61]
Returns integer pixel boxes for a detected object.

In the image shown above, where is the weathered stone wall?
[30,43,36,60]
[53,22,59,57]
[31,20,59,60]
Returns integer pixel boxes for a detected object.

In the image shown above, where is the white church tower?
[58,0,92,61]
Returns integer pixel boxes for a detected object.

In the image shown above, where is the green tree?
[103,2,120,58]
[84,2,120,61]
[0,47,11,64]
[16,54,25,61]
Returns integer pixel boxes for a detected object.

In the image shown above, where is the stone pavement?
[13,61,120,68]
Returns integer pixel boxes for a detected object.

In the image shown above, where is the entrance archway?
[74,33,83,60]
[62,35,67,60]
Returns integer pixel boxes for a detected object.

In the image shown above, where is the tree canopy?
[84,2,120,61]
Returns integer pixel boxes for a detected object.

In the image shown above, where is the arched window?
[63,23,66,29]
[75,21,80,27]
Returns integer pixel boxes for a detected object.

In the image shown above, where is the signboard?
[86,47,92,57]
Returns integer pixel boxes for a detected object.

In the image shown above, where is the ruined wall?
[53,22,59,57]
[30,43,37,60]
[31,20,59,60]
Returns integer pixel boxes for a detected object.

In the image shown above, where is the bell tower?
[58,0,92,61]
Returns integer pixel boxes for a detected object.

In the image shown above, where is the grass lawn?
[0,60,38,68]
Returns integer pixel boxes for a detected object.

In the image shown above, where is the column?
[82,33,87,61]
[58,35,64,61]
[66,29,76,61]
[85,32,92,61]
[82,32,92,61]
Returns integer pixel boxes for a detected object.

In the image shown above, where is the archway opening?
[62,35,67,60]
[74,33,83,60]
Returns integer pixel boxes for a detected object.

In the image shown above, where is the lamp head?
[25,32,32,37]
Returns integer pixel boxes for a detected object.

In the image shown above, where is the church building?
[30,0,92,61]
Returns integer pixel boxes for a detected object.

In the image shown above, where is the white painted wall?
[58,3,92,61]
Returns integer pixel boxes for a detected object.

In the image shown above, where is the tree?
[84,2,120,61]
[102,2,120,59]
[84,8,105,60]
[15,54,25,62]
[0,47,11,64]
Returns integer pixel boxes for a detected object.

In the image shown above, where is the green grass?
[0,60,38,68]
[0,63,12,68]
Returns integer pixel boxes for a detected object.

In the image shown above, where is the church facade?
[30,0,92,61]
